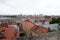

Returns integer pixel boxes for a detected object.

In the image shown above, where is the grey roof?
[43,24,59,30]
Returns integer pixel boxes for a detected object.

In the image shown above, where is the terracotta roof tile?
[34,26,48,34]
[22,20,35,29]
[22,20,48,34]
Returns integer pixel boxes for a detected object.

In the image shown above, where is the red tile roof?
[34,26,48,34]
[21,20,48,34]
[0,24,19,40]
[22,20,35,29]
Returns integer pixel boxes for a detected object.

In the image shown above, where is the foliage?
[48,28,56,32]
[20,32,25,37]
[58,28,60,30]
[50,18,60,24]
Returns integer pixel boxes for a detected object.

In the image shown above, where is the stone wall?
[31,31,60,40]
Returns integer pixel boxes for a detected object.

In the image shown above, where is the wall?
[31,31,60,40]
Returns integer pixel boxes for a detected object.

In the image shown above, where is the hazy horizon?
[0,0,60,15]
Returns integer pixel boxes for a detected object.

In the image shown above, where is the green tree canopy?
[50,18,60,24]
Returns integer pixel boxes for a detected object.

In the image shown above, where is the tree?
[48,28,55,32]
[50,18,60,24]
[20,32,25,37]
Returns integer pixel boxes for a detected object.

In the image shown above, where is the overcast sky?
[0,0,60,15]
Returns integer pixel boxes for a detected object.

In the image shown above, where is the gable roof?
[21,20,48,34]
[22,20,35,30]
